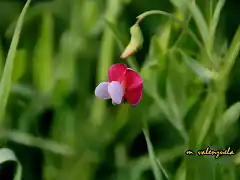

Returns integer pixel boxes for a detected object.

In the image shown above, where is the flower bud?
[120,24,143,59]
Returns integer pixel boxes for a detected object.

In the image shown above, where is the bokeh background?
[0,0,239,180]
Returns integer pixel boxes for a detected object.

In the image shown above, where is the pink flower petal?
[124,68,143,89]
[108,81,124,104]
[124,85,143,105]
[95,82,111,99]
[124,68,143,105]
[108,64,127,82]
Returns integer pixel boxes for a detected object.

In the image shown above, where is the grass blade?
[221,26,240,77]
[156,159,170,179]
[0,130,74,156]
[176,48,218,83]
[189,91,218,148]
[211,0,226,32]
[0,0,31,122]
[209,0,225,48]
[187,2,209,47]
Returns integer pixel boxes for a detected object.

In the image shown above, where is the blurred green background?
[0,0,239,180]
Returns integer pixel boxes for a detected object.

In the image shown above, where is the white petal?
[108,81,124,104]
[95,82,111,99]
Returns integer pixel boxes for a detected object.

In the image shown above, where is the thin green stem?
[142,127,162,180]
[136,10,186,27]
[137,10,213,64]
[156,159,170,180]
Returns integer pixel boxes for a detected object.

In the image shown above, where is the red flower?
[95,64,143,105]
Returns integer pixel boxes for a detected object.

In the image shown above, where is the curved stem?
[136,10,186,27]
[136,10,214,67]
[136,10,203,56]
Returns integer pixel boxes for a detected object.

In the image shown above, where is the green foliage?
[0,0,239,180]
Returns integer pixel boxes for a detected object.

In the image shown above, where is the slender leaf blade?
[210,0,225,40]
[0,0,31,122]
[221,26,240,77]
[187,2,209,46]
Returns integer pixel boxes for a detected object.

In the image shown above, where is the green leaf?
[166,51,189,122]
[177,49,218,82]
[0,0,31,122]
[221,26,240,77]
[0,148,22,180]
[0,130,74,156]
[209,0,225,48]
[187,2,209,46]
[211,0,226,31]
[215,102,240,137]
[189,92,218,148]
[166,76,182,122]
[140,38,188,141]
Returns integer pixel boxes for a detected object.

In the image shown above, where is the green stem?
[156,158,170,180]
[137,10,213,64]
[136,10,186,27]
[142,127,162,180]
